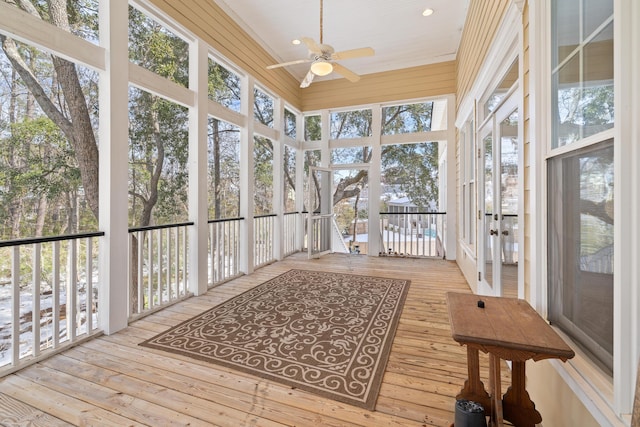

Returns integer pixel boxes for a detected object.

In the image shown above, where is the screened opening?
[548,139,614,373]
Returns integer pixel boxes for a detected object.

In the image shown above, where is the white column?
[368,106,382,256]
[272,99,284,260]
[445,94,457,260]
[97,0,129,334]
[188,39,209,296]
[239,77,255,274]
[295,114,305,251]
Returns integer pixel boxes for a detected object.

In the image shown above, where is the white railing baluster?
[173,227,179,299]
[157,230,163,305]
[67,239,77,343]
[182,225,187,294]
[32,243,41,357]
[86,237,94,334]
[147,230,153,309]
[1,232,103,375]
[136,231,143,314]
[166,227,171,301]
[11,246,20,366]
[52,241,60,348]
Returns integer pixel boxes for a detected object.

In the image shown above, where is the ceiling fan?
[266,0,375,88]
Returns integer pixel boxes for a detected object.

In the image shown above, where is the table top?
[447,292,575,361]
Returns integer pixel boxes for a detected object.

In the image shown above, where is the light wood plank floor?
[0,253,511,426]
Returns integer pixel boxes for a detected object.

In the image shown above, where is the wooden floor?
[0,253,511,427]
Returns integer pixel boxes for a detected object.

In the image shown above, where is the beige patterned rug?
[140,269,410,409]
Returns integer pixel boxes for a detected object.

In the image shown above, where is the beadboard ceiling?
[213,0,469,83]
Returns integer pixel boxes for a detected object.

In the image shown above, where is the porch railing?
[0,231,104,375]
[128,222,191,319]
[208,217,243,286]
[283,212,299,256]
[254,214,276,268]
[380,212,446,258]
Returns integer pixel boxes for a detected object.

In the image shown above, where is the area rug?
[140,269,410,409]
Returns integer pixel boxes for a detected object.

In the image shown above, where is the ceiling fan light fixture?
[310,60,333,76]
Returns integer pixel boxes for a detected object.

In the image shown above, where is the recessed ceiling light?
[422,8,434,17]
[292,39,301,45]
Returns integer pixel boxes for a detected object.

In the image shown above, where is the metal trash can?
[454,399,486,427]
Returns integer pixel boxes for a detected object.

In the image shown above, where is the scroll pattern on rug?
[140,269,410,409]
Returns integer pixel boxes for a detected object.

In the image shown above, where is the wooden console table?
[446,292,575,427]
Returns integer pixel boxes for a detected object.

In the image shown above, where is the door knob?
[502,230,509,236]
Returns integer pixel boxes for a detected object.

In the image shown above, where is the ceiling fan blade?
[331,47,375,61]
[300,37,323,55]
[300,70,315,88]
[332,63,361,83]
[266,58,311,70]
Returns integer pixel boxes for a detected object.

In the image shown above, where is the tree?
[1,0,99,221]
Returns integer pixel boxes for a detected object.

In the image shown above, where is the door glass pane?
[500,111,519,297]
[483,133,494,287]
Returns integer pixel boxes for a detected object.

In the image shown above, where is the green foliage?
[207,119,241,219]
[381,143,439,210]
[0,117,94,238]
[383,102,433,134]
[128,6,189,86]
[330,109,372,138]
[208,60,241,111]
[254,88,274,127]
[304,115,321,141]
[128,88,189,227]
[254,136,274,215]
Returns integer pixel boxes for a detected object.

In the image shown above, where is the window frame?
[530,0,639,422]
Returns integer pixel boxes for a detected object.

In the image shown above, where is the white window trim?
[529,0,639,424]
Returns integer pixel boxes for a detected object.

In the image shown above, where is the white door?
[478,95,520,297]
[308,167,333,258]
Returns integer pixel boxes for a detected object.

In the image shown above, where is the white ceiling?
[213,0,470,83]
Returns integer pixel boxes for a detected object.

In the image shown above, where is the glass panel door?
[482,128,495,289]
[333,168,369,255]
[499,109,519,298]
[478,95,520,296]
[308,167,333,258]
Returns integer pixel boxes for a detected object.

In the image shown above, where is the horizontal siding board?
[302,62,456,111]
[456,0,510,111]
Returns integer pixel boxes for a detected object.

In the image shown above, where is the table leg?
[457,346,491,411]
[489,353,504,427]
[502,360,542,427]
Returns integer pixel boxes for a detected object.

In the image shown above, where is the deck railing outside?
[128,223,191,319]
[208,217,243,286]
[380,212,446,258]
[283,212,299,257]
[254,214,276,268]
[0,232,104,375]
